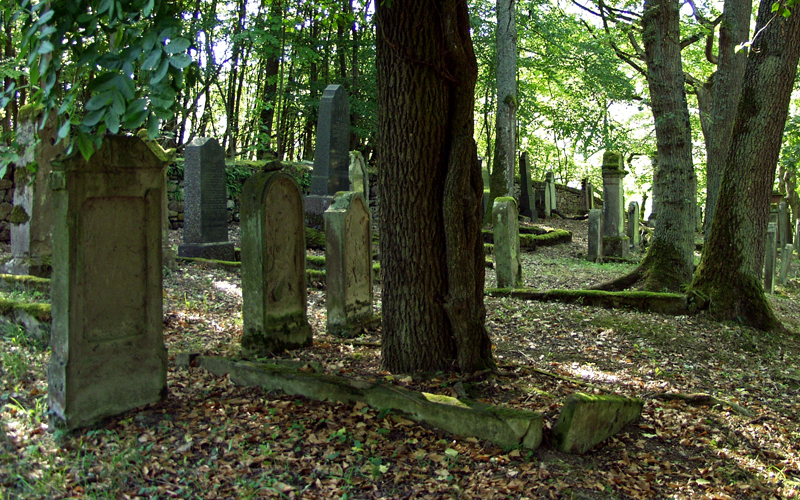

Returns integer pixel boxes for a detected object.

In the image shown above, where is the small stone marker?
[348,151,369,202]
[178,137,234,261]
[48,136,167,429]
[493,197,522,288]
[552,392,643,454]
[241,165,312,357]
[780,244,794,284]
[627,201,640,253]
[519,152,535,220]
[306,84,351,226]
[324,191,375,336]
[601,152,629,257]
[8,109,64,277]
[587,209,603,262]
[765,222,777,294]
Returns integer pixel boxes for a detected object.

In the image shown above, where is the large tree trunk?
[377,0,493,373]
[689,0,800,330]
[640,0,696,291]
[703,0,752,237]
[257,0,282,158]
[486,0,517,222]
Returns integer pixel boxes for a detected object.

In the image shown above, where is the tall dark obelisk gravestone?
[178,137,235,261]
[305,84,350,228]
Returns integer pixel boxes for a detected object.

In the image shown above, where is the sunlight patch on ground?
[213,280,241,298]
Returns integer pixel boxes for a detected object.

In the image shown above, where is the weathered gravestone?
[241,163,312,357]
[545,171,557,215]
[780,244,794,284]
[348,151,369,202]
[48,136,167,429]
[7,108,65,277]
[779,201,790,249]
[580,178,594,213]
[519,152,535,221]
[178,137,234,261]
[324,191,375,336]
[587,209,603,262]
[601,152,629,258]
[306,84,351,227]
[628,201,640,253]
[493,197,522,288]
[765,222,777,294]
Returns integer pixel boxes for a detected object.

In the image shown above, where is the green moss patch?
[485,288,688,315]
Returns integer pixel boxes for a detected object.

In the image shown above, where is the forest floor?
[1,217,800,499]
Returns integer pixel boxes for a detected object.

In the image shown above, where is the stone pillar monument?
[601,151,629,258]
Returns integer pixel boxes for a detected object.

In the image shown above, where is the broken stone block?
[552,392,643,454]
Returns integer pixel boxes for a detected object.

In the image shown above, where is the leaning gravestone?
[241,163,312,357]
[324,191,375,336]
[306,84,351,227]
[765,222,777,294]
[587,209,603,262]
[178,137,234,261]
[48,136,167,429]
[628,201,640,253]
[601,152,629,257]
[519,152,535,220]
[7,108,65,277]
[493,197,522,288]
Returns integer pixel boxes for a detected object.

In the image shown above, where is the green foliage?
[4,0,192,163]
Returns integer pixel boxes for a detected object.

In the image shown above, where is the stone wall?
[532,181,603,216]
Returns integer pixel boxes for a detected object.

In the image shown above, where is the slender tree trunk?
[257,0,282,158]
[487,0,517,222]
[377,0,493,373]
[690,0,800,330]
[639,0,696,290]
[704,0,752,237]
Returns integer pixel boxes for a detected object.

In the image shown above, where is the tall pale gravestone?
[587,209,603,262]
[627,201,640,253]
[519,152,535,220]
[779,201,789,249]
[765,222,777,294]
[241,163,312,357]
[647,154,659,227]
[48,136,167,429]
[306,84,351,225]
[493,197,522,288]
[7,109,65,277]
[545,171,557,213]
[324,191,375,336]
[348,151,369,202]
[601,152,629,257]
[178,137,234,261]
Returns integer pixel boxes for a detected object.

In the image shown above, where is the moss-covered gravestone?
[601,151,629,257]
[553,392,643,454]
[493,197,522,288]
[48,136,167,429]
[7,107,65,277]
[324,191,375,336]
[241,165,311,357]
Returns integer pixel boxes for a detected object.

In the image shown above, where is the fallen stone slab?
[197,356,543,450]
[552,392,643,454]
[485,288,688,315]
[0,298,51,341]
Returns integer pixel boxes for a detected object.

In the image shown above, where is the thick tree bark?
[640,0,696,291]
[377,0,493,373]
[690,0,800,330]
[487,0,517,223]
[704,0,751,237]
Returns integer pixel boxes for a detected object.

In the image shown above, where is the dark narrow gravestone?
[8,109,64,277]
[241,164,312,357]
[47,136,167,429]
[601,151,629,258]
[324,191,375,336]
[780,244,794,284]
[519,151,535,221]
[765,222,777,294]
[580,178,594,213]
[178,137,234,261]
[306,85,351,227]
[628,201,640,253]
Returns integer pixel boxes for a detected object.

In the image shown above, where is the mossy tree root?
[589,266,645,291]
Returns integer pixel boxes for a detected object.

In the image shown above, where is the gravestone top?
[309,84,351,197]
[602,151,625,175]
